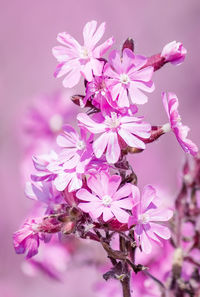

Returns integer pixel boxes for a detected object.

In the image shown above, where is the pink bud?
[61,221,75,234]
[107,218,129,232]
[161,41,187,65]
[39,217,62,233]
[122,37,134,52]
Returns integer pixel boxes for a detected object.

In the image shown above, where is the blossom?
[84,76,139,115]
[25,181,64,214]
[76,171,133,223]
[104,49,154,107]
[128,185,173,254]
[52,167,85,192]
[13,218,41,259]
[31,133,93,192]
[162,92,198,156]
[31,150,59,182]
[20,91,77,183]
[52,20,114,88]
[84,75,114,112]
[32,156,86,192]
[77,112,151,164]
[56,125,93,169]
[161,41,187,65]
[22,92,75,146]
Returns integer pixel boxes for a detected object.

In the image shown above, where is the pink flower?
[77,112,151,164]
[56,125,93,169]
[104,49,154,107]
[22,91,76,147]
[13,218,41,259]
[128,185,173,254]
[52,20,114,88]
[84,75,114,111]
[31,151,59,182]
[84,76,139,115]
[25,181,64,214]
[76,171,133,223]
[32,156,87,192]
[162,92,198,156]
[31,129,93,192]
[161,41,187,65]
[52,167,85,192]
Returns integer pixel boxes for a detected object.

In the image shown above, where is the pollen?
[105,112,121,129]
[76,140,85,150]
[120,73,130,85]
[102,195,112,206]
[139,213,150,224]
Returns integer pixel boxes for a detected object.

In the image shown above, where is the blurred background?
[0,0,199,296]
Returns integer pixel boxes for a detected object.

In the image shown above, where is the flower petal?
[83,20,97,48]
[102,208,114,222]
[93,37,114,58]
[110,204,129,223]
[141,185,157,212]
[106,132,120,164]
[150,222,171,240]
[112,197,133,210]
[147,209,173,222]
[113,183,132,200]
[118,128,146,149]
[93,132,110,159]
[140,231,152,254]
[76,189,97,202]
[77,113,106,134]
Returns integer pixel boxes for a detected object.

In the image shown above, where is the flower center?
[80,47,90,59]
[76,140,85,150]
[102,195,112,206]
[94,79,106,96]
[31,223,39,233]
[120,73,130,85]
[139,213,150,224]
[49,114,63,133]
[105,112,121,129]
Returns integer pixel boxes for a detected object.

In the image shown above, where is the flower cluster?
[14,20,199,297]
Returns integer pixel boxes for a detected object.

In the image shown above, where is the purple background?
[0,1,199,296]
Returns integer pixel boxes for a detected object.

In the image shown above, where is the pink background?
[1,1,199,296]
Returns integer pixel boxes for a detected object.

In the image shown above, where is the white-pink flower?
[25,181,64,214]
[161,41,187,65]
[104,49,154,107]
[77,112,151,164]
[76,171,133,223]
[56,125,93,169]
[128,185,173,254]
[52,20,114,88]
[162,92,198,156]
[31,150,89,192]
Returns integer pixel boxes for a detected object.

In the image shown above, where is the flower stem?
[120,272,131,297]
[119,235,131,297]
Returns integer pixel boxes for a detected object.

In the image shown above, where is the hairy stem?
[121,271,131,297]
[119,235,131,297]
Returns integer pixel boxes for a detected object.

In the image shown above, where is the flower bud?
[122,38,134,52]
[39,216,62,233]
[161,41,187,65]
